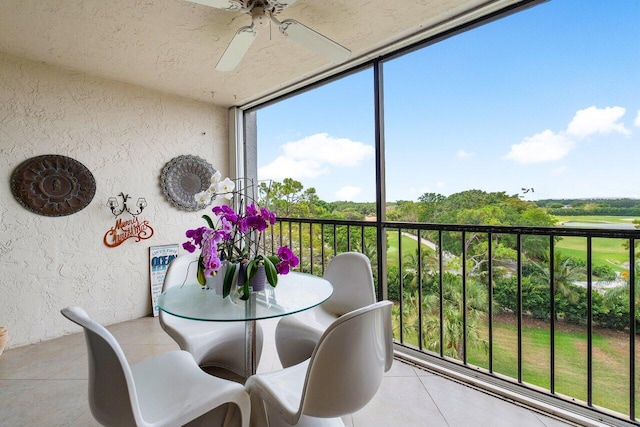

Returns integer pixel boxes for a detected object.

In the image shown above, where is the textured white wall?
[0,52,228,348]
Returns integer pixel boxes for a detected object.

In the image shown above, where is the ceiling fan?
[186,0,351,71]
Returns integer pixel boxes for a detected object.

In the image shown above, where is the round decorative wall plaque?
[10,155,96,217]
[160,155,216,211]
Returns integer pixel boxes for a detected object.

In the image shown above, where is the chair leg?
[249,392,269,427]
[183,405,233,427]
[222,403,238,427]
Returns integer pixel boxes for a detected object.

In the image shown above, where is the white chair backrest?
[322,252,376,316]
[300,300,393,419]
[162,252,200,292]
[61,307,142,427]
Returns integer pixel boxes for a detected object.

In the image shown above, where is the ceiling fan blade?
[275,18,350,64]
[184,0,243,11]
[216,25,257,71]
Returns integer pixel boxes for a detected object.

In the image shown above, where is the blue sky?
[257,0,640,203]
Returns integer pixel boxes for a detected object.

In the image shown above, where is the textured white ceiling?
[0,0,494,107]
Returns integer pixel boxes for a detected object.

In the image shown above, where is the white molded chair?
[159,253,263,377]
[61,306,250,427]
[246,300,393,427]
[275,252,376,368]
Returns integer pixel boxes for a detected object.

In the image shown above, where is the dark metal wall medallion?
[10,155,96,217]
[160,155,216,211]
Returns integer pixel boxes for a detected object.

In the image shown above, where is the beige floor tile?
[352,376,448,426]
[0,339,85,380]
[67,409,102,427]
[419,374,549,427]
[0,315,581,427]
[107,317,174,346]
[534,413,579,427]
[0,379,88,427]
[385,357,420,377]
[47,330,86,347]
[48,355,89,380]
[0,379,39,407]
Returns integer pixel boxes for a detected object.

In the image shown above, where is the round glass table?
[157,271,333,377]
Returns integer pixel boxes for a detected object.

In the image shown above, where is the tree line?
[537,198,640,216]
[262,179,639,359]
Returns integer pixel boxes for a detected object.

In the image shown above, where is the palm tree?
[402,249,439,287]
[604,265,640,328]
[421,273,488,360]
[529,251,583,303]
[396,248,489,360]
[392,293,420,344]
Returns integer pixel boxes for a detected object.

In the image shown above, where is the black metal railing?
[263,217,640,424]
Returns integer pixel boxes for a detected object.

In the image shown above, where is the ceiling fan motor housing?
[251,5,269,26]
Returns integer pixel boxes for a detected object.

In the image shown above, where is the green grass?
[466,318,634,416]
[554,215,638,225]
[385,232,434,267]
[555,236,630,272]
[385,217,633,271]
[385,216,634,271]
[551,215,633,271]
[393,312,635,416]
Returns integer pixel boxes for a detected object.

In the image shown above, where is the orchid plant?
[183,173,299,299]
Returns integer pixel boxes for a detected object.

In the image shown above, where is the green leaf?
[240,282,250,300]
[223,263,237,298]
[196,256,207,286]
[196,263,206,286]
[201,214,214,229]
[263,257,278,287]
[247,258,258,279]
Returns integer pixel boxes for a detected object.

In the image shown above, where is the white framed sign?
[149,244,179,317]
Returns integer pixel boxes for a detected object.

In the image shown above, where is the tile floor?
[0,315,582,426]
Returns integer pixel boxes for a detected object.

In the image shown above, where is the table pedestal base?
[245,292,258,377]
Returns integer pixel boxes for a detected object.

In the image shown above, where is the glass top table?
[157,271,333,377]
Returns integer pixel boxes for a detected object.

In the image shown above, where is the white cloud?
[566,106,630,138]
[503,130,575,164]
[436,181,445,188]
[258,156,328,180]
[283,133,373,167]
[335,185,361,201]
[456,149,472,158]
[635,110,640,127]
[258,133,374,181]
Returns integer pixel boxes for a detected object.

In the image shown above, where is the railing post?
[439,230,444,358]
[550,234,556,395]
[488,232,493,373]
[630,238,636,421]
[462,231,468,364]
[398,228,404,344]
[587,237,593,407]
[417,229,424,351]
[517,233,523,383]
